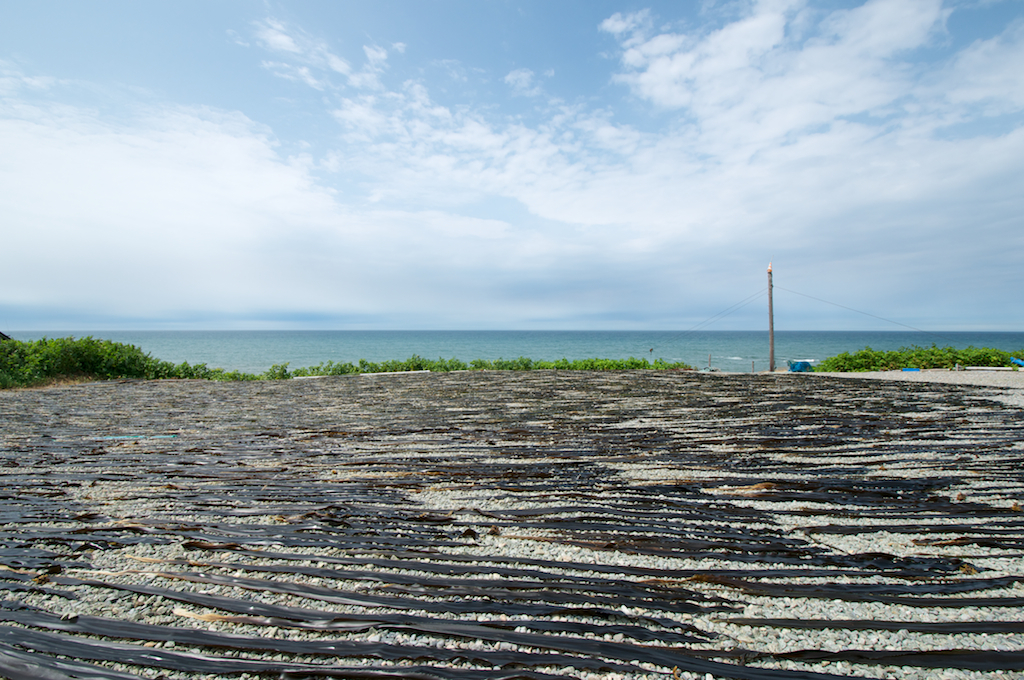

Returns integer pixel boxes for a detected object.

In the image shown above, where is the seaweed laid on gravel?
[1,370,1023,679]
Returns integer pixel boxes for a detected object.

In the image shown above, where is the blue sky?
[1,0,1022,331]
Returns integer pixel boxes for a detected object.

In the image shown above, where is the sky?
[1,0,1022,331]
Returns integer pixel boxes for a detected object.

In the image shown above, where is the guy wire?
[674,287,768,340]
[774,285,958,346]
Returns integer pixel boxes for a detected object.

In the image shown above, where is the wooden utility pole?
[768,262,775,372]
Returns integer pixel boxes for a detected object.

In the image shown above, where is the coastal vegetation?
[815,344,1023,372]
[0,336,691,389]
[0,336,257,388]
[3,336,1021,388]
[289,355,688,377]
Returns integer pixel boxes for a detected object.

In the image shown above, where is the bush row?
[815,345,1024,372]
[0,337,261,388]
[288,355,690,377]
[0,337,692,388]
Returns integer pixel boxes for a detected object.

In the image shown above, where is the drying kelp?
[1,371,1022,679]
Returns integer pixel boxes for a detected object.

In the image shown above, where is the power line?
[677,287,767,338]
[775,285,958,345]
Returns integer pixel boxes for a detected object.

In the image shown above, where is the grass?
[0,336,692,389]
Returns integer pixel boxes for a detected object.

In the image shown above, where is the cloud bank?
[1,1,1022,330]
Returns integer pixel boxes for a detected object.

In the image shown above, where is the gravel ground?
[805,369,1024,407]
[1,370,1023,679]
[809,368,1024,387]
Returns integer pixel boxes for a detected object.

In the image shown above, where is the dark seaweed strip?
[0,608,640,675]
[0,581,77,599]
[166,556,723,606]
[131,569,728,616]
[148,555,721,639]
[464,504,774,528]
[363,582,711,613]
[801,523,1024,536]
[531,532,818,557]
[6,527,463,553]
[396,543,944,578]
[806,552,969,574]
[67,519,462,548]
[0,641,144,680]
[784,507,1018,520]
[446,541,967,576]
[698,575,1024,602]
[724,618,1024,634]
[0,625,530,677]
[0,531,174,550]
[0,571,34,583]
[45,578,851,679]
[495,518,812,552]
[913,536,1024,549]
[49,576,689,631]
[274,670,573,680]
[385,619,851,680]
[774,648,1024,671]
[479,619,708,643]
[469,520,805,552]
[498,535,967,573]
[182,543,961,581]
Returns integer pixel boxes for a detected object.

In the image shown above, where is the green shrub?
[465,356,690,371]
[292,360,359,377]
[262,363,293,380]
[0,336,158,386]
[0,337,263,387]
[816,345,1024,372]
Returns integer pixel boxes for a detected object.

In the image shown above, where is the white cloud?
[225,28,249,48]
[364,45,389,66]
[599,10,652,38]
[0,74,374,321]
[261,60,327,90]
[326,54,352,75]
[252,18,369,89]
[332,95,391,138]
[609,0,949,143]
[0,72,618,327]
[504,68,533,89]
[297,3,1024,326]
[3,4,1023,329]
[254,18,303,54]
[0,59,58,95]
[504,67,542,96]
[940,19,1024,112]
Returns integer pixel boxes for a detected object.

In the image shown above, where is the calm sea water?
[9,330,1024,374]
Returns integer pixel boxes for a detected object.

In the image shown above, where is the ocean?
[8,330,1024,374]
